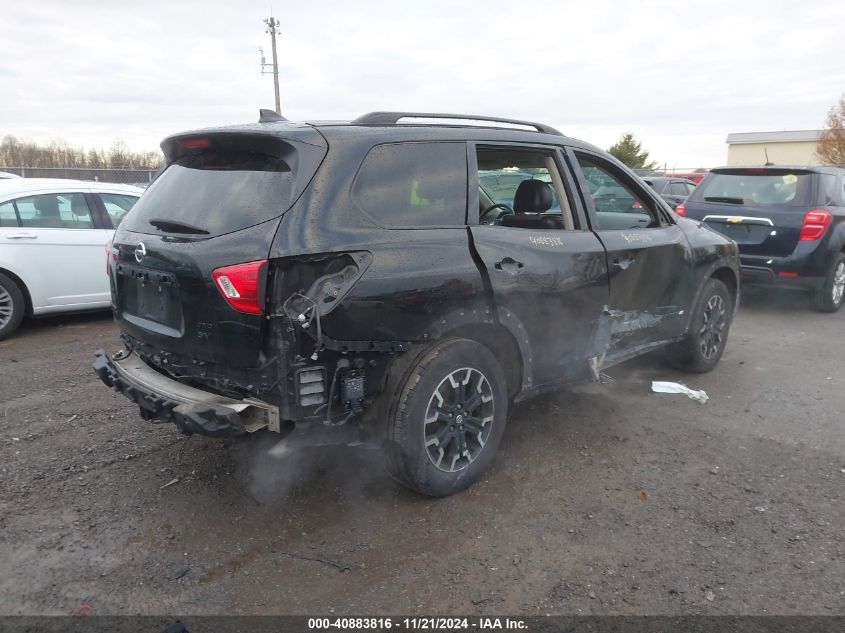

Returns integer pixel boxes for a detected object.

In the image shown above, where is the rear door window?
[15,193,94,229]
[475,146,576,229]
[352,142,467,227]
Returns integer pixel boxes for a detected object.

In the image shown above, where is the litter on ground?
[651,381,709,404]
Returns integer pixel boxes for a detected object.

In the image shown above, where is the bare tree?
[817,95,845,166]
[0,135,161,169]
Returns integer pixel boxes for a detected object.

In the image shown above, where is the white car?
[0,179,144,339]
[0,172,22,179]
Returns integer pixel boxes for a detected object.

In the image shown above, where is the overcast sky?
[1,0,843,167]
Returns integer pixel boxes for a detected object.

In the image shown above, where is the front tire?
[0,273,25,341]
[384,338,508,497]
[665,278,733,373]
[812,253,845,313]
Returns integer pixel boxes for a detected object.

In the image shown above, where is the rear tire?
[664,278,733,373]
[812,253,845,313]
[0,273,25,341]
[384,338,508,497]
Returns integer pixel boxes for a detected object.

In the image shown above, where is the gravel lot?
[1,289,843,616]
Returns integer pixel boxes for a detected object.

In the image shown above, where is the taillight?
[212,259,267,314]
[799,209,831,241]
[675,202,686,216]
[631,200,642,209]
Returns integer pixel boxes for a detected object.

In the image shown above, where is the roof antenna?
[764,148,774,166]
[259,108,287,123]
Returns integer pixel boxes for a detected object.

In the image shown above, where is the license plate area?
[703,215,773,246]
[116,264,184,334]
[707,222,770,244]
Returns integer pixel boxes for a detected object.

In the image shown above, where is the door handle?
[612,255,634,270]
[494,257,524,274]
[6,232,37,239]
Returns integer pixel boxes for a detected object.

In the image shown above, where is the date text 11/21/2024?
[307,617,528,630]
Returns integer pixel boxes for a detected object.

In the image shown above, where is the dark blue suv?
[679,166,845,312]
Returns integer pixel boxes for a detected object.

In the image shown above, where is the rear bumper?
[739,265,824,290]
[736,236,838,290]
[93,349,279,437]
[739,245,828,291]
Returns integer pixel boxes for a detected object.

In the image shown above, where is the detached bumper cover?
[93,349,279,437]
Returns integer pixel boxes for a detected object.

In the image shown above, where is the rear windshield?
[124,149,294,237]
[692,170,813,207]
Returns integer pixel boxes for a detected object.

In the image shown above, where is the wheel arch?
[442,322,524,401]
[0,266,32,317]
[682,259,740,334]
[710,265,739,306]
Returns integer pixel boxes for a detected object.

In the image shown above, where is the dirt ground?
[1,289,843,617]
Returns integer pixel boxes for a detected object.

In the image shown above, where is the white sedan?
[0,179,144,339]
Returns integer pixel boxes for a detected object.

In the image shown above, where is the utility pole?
[262,16,281,115]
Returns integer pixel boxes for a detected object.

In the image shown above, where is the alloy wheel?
[699,294,727,360]
[0,285,13,329]
[424,367,494,473]
[832,262,845,306]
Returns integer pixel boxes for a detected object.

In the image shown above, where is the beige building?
[726,130,823,166]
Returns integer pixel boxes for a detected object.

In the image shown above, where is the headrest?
[71,195,90,216]
[34,196,60,217]
[513,179,552,214]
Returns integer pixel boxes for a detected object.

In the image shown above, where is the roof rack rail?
[351,112,562,136]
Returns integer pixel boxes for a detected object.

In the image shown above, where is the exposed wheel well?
[711,267,738,304]
[443,323,523,399]
[0,268,32,316]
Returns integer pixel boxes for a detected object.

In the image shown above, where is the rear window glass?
[693,171,813,207]
[352,142,467,227]
[124,149,294,237]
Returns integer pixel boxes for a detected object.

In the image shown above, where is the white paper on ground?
[651,380,709,404]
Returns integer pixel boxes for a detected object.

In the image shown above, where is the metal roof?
[0,178,144,197]
[726,130,822,144]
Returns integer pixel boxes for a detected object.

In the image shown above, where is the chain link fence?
[0,166,158,186]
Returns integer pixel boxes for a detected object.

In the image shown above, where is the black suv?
[94,111,739,496]
[642,176,697,210]
[680,166,845,312]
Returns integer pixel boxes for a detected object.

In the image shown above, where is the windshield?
[123,149,295,237]
[693,170,813,207]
